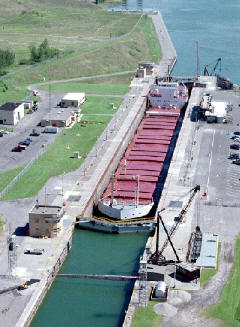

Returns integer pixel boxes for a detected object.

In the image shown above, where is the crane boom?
[148,185,200,265]
[204,58,221,76]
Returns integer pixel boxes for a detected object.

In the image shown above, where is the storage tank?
[155,281,166,298]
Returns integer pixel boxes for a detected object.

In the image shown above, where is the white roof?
[206,101,226,118]
[62,93,85,101]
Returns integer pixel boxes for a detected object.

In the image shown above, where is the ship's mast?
[110,174,114,206]
[136,175,140,207]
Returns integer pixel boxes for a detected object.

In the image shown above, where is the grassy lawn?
[207,236,240,326]
[0,218,4,234]
[2,96,120,200]
[200,243,221,287]
[81,96,122,115]
[0,0,140,69]
[40,82,129,95]
[6,15,161,87]
[0,79,28,106]
[131,301,163,327]
[0,166,25,193]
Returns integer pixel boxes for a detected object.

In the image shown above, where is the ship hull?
[76,218,156,233]
[98,81,188,221]
[98,201,154,220]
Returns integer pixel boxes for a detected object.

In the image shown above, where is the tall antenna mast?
[196,41,200,79]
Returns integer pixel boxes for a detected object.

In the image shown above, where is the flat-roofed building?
[138,62,154,75]
[41,107,81,127]
[29,204,64,238]
[0,102,25,125]
[61,92,85,108]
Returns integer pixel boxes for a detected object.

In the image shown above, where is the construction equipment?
[203,58,221,76]
[149,185,200,265]
[203,58,233,90]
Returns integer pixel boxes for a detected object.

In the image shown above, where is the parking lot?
[0,90,64,172]
[192,91,240,205]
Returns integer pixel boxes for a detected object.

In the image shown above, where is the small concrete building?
[61,93,85,108]
[136,67,146,78]
[205,101,227,123]
[0,102,24,125]
[138,62,154,76]
[41,107,81,128]
[195,76,217,90]
[29,204,64,238]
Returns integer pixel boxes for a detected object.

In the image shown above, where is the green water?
[31,231,149,327]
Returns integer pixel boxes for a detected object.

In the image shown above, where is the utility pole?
[7,234,17,276]
[196,41,200,79]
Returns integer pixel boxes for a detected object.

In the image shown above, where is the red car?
[17,144,27,150]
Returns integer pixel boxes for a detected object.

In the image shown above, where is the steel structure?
[149,185,200,265]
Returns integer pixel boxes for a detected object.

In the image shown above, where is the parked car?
[25,137,33,142]
[229,133,237,139]
[228,153,240,160]
[234,137,240,143]
[24,248,44,255]
[19,140,31,146]
[0,130,9,134]
[43,126,58,134]
[30,129,40,137]
[12,146,22,152]
[0,132,3,137]
[232,159,240,165]
[230,144,240,150]
[17,144,27,150]
[234,131,240,135]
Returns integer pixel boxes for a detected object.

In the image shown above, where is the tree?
[0,49,15,69]
[29,39,60,63]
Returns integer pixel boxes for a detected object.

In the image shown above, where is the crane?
[148,185,200,265]
[203,58,221,76]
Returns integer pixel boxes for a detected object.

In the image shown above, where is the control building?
[29,204,64,238]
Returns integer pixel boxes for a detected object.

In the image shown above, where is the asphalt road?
[0,90,63,172]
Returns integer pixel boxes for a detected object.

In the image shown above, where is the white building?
[0,102,25,125]
[205,101,227,123]
[61,93,85,108]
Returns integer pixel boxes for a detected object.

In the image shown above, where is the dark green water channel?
[31,231,149,327]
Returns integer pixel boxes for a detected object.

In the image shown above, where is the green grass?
[141,15,162,62]
[0,219,4,234]
[80,73,134,85]
[2,96,120,200]
[0,166,25,192]
[207,237,240,326]
[81,96,122,115]
[200,243,221,287]
[0,126,14,132]
[131,301,163,327]
[0,79,28,106]
[0,1,140,69]
[40,82,129,95]
[6,16,161,87]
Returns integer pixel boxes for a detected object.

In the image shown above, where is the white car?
[234,137,240,143]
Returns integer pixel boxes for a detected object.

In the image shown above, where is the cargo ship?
[98,81,188,220]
